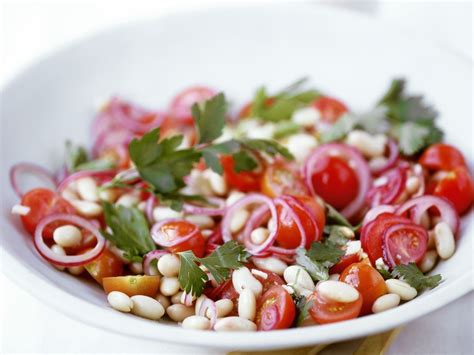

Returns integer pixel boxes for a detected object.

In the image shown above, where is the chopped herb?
[325,204,354,229]
[240,138,294,160]
[391,263,442,291]
[294,294,314,326]
[296,242,344,281]
[65,141,115,172]
[102,202,156,262]
[273,121,300,139]
[377,267,392,280]
[192,93,227,144]
[325,225,353,247]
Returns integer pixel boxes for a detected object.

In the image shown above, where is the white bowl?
[1,3,472,351]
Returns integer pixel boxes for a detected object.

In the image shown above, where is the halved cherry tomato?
[205,279,239,302]
[256,285,296,330]
[20,188,76,237]
[102,275,160,297]
[275,195,325,249]
[254,271,285,294]
[261,162,308,198]
[309,291,362,324]
[367,166,407,206]
[340,262,387,315]
[312,96,348,124]
[157,221,206,258]
[382,223,428,268]
[221,155,262,192]
[419,144,466,171]
[310,155,359,210]
[329,253,360,275]
[433,166,474,215]
[85,249,124,285]
[169,86,216,125]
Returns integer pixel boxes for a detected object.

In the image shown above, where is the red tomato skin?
[256,285,296,330]
[260,162,308,198]
[310,156,359,210]
[221,155,262,192]
[419,144,466,171]
[309,291,362,324]
[20,188,76,237]
[312,96,348,123]
[433,166,474,215]
[329,253,360,274]
[85,249,124,285]
[340,262,387,315]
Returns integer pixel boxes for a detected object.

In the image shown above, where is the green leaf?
[296,242,344,282]
[296,248,331,281]
[192,93,227,144]
[306,242,345,264]
[377,267,392,280]
[178,251,208,296]
[200,140,241,174]
[391,263,442,291]
[232,151,258,173]
[325,204,354,229]
[273,121,300,139]
[102,202,155,261]
[391,121,443,156]
[65,141,88,171]
[379,78,406,105]
[240,138,294,160]
[294,295,314,327]
[75,158,116,171]
[325,225,353,247]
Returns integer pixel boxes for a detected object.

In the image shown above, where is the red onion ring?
[198,298,217,328]
[396,195,459,234]
[411,164,426,198]
[57,169,116,193]
[183,197,226,216]
[362,205,396,226]
[151,219,200,247]
[182,292,195,307]
[145,195,156,223]
[367,165,407,207]
[370,139,399,175]
[34,214,106,267]
[10,163,57,198]
[109,99,166,134]
[142,249,169,275]
[302,143,372,219]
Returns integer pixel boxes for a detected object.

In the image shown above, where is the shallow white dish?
[1,3,472,351]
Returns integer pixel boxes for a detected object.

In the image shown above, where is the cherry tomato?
[102,275,160,297]
[339,262,387,315]
[309,291,362,324]
[20,188,76,237]
[329,253,360,275]
[312,96,348,124]
[419,144,466,171]
[157,221,206,258]
[310,156,359,210]
[261,162,308,198]
[275,195,325,249]
[221,155,262,192]
[169,86,216,125]
[433,166,474,215]
[254,271,285,294]
[382,223,428,268]
[256,285,296,330]
[85,249,124,285]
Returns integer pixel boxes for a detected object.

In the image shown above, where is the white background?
[0,0,473,353]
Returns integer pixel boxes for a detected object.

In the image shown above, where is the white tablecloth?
[1,1,472,353]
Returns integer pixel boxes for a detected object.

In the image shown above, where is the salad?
[10,78,473,331]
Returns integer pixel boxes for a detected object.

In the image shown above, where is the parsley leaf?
[200,140,241,174]
[232,150,258,172]
[240,138,294,160]
[192,93,227,144]
[102,202,155,262]
[178,241,249,296]
[325,204,354,229]
[294,294,314,326]
[296,242,344,281]
[391,263,442,291]
[65,141,115,172]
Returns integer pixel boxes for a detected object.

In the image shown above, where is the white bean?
[285,133,318,162]
[419,250,438,273]
[226,191,245,207]
[328,273,340,281]
[131,295,165,320]
[434,222,455,259]
[372,293,400,313]
[346,130,387,158]
[76,177,99,202]
[68,265,84,275]
[238,289,256,321]
[250,227,270,245]
[291,106,320,127]
[182,315,210,330]
[214,317,257,331]
[160,277,180,296]
[155,294,171,309]
[317,280,359,303]
[186,215,215,229]
[157,254,181,277]
[338,226,355,239]
[369,156,388,171]
[116,194,139,208]
[61,188,79,202]
[232,267,263,297]
[230,209,250,234]
[167,304,195,322]
[252,257,287,276]
[70,200,103,218]
[405,176,421,195]
[53,225,82,248]
[11,204,31,216]
[251,269,268,279]
[204,169,228,196]
[345,240,361,256]
[108,291,133,312]
[129,262,143,275]
[51,244,66,271]
[283,265,315,292]
[171,292,184,304]
[194,295,209,314]
[267,217,276,232]
[98,188,120,203]
[153,206,183,222]
[385,279,417,301]
[213,299,234,318]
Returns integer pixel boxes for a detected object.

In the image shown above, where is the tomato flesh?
[309,291,362,324]
[256,285,296,330]
[433,166,474,215]
[329,253,360,275]
[159,221,206,258]
[261,162,308,198]
[312,96,348,124]
[85,249,124,285]
[221,155,262,192]
[310,156,359,210]
[419,144,466,171]
[20,188,76,237]
[382,223,428,268]
[102,275,160,297]
[340,262,387,315]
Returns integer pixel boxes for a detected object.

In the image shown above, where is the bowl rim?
[1,1,473,351]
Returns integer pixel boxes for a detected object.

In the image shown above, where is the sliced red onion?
[302,143,372,219]
[145,195,156,223]
[367,165,407,207]
[109,99,166,134]
[370,139,399,175]
[411,164,426,198]
[396,195,459,234]
[362,205,396,226]
[183,197,226,216]
[10,163,57,198]
[198,298,217,328]
[142,249,169,275]
[151,219,200,247]
[34,214,106,267]
[57,169,116,193]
